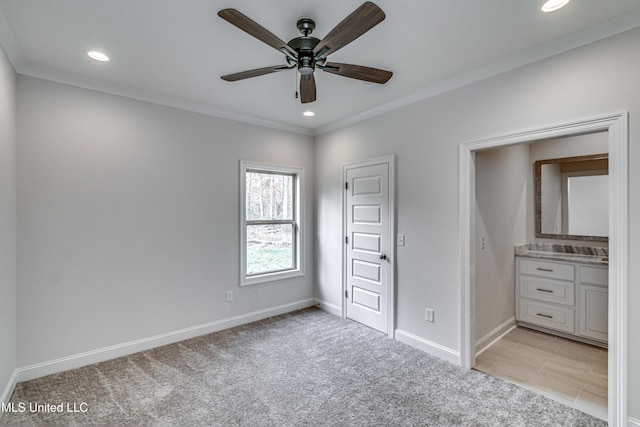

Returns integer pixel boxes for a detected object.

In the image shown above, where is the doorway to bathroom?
[458,113,628,426]
[472,132,609,418]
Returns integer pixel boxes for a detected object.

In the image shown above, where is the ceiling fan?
[218,2,393,103]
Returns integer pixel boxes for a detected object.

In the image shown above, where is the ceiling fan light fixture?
[303,111,315,117]
[87,50,109,62]
[541,0,570,12]
[298,56,315,75]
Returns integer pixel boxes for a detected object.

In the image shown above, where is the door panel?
[345,162,390,333]
[352,287,381,312]
[352,259,381,283]
[352,205,381,223]
[352,176,382,195]
[352,233,381,253]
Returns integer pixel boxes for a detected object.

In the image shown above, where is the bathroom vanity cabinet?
[515,256,608,347]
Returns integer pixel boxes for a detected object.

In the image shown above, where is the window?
[240,161,304,285]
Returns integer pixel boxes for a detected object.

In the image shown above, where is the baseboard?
[15,298,316,383]
[1,369,18,404]
[629,416,640,426]
[395,329,460,365]
[475,317,517,356]
[314,298,341,317]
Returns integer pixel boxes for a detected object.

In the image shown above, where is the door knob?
[379,254,387,260]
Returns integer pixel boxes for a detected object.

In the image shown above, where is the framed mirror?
[535,153,608,241]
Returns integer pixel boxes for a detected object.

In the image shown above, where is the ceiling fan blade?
[300,74,317,103]
[313,2,385,60]
[218,9,297,59]
[322,62,392,84]
[221,65,291,82]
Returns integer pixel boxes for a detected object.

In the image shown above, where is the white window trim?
[240,160,305,286]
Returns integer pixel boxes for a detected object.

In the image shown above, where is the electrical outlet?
[481,236,486,250]
[425,308,435,322]
[226,290,233,302]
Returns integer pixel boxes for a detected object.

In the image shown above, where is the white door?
[344,160,391,334]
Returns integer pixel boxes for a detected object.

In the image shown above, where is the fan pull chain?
[294,71,299,99]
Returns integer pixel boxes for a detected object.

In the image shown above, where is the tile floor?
[474,326,607,420]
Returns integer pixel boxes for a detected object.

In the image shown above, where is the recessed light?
[303,111,315,117]
[541,0,570,12]
[87,50,109,62]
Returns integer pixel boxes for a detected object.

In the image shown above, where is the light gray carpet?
[2,308,605,426]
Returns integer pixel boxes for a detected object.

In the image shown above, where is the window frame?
[240,161,304,286]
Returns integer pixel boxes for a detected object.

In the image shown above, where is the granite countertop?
[515,243,608,266]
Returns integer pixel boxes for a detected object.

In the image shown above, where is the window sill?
[241,269,304,286]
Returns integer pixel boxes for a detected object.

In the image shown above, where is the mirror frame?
[535,153,608,242]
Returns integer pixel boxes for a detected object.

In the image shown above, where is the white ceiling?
[1,0,640,135]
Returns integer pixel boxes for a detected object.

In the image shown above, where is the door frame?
[342,154,396,338]
[458,112,628,426]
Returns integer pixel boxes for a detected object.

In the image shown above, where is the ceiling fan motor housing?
[288,18,321,75]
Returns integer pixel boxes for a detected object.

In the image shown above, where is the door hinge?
[345,182,348,190]
[345,236,349,244]
[345,290,348,298]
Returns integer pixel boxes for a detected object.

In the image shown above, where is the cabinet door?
[579,284,608,342]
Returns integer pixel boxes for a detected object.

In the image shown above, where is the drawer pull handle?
[536,313,553,319]
[536,288,554,293]
[536,268,554,272]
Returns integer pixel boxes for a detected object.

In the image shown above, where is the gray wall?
[0,44,17,401]
[16,76,315,366]
[315,27,640,419]
[474,145,528,343]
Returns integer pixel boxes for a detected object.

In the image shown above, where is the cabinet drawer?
[519,275,574,306]
[519,299,575,334]
[579,265,608,286]
[519,258,575,281]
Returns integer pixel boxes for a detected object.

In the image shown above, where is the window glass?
[246,172,293,220]
[246,224,294,275]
